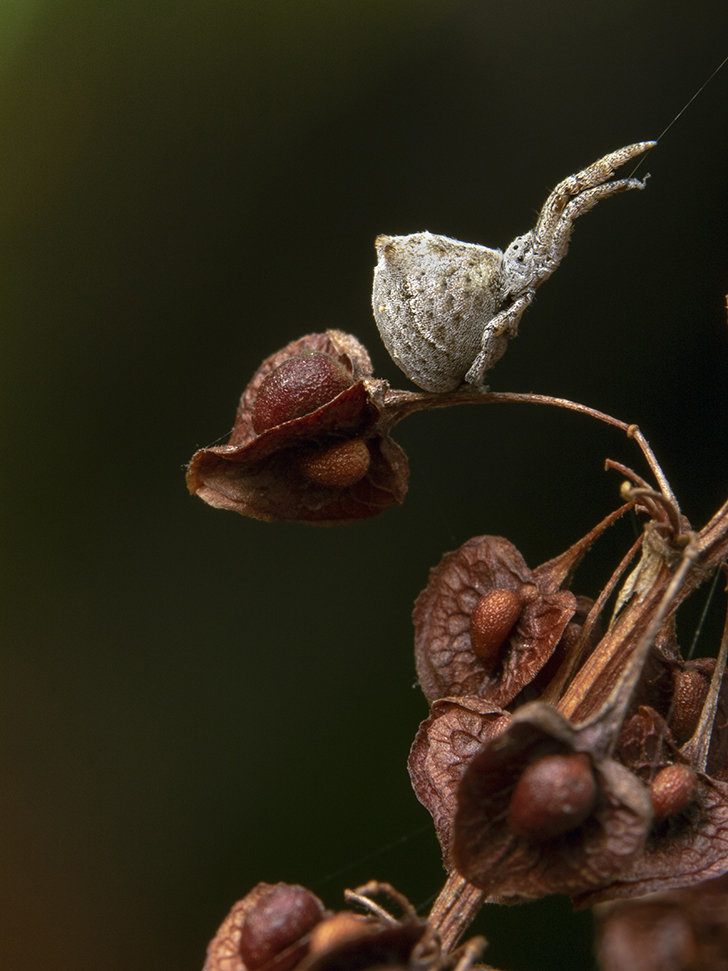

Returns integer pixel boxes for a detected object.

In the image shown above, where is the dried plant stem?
[682,576,728,771]
[540,532,644,707]
[559,534,701,754]
[427,871,486,952]
[381,387,676,507]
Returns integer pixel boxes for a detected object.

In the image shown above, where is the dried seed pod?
[301,921,428,971]
[508,752,597,841]
[296,438,371,488]
[650,765,699,822]
[470,588,523,672]
[413,535,577,707]
[187,331,411,526]
[252,351,354,434]
[671,670,709,744]
[203,881,326,971]
[307,912,372,954]
[454,703,652,900]
[238,883,325,971]
[407,697,511,868]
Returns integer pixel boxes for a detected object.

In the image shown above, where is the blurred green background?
[2,2,728,969]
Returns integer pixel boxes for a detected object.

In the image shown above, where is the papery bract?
[453,703,652,901]
[595,875,728,971]
[413,536,578,707]
[413,508,631,709]
[187,331,409,526]
[408,697,510,867]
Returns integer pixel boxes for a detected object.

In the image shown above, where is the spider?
[372,141,655,393]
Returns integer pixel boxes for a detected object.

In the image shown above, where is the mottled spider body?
[372,141,655,392]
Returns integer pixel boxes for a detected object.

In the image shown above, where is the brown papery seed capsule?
[308,912,372,954]
[508,752,597,841]
[650,764,698,822]
[252,352,354,433]
[297,438,371,488]
[671,669,709,744]
[238,883,323,971]
[470,589,523,672]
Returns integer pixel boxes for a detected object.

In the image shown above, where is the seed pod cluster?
[187,331,410,525]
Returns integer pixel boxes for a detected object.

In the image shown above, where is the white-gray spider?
[372,141,655,393]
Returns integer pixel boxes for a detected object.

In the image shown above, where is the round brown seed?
[470,589,523,671]
[238,883,323,971]
[508,752,597,841]
[650,764,698,822]
[671,669,709,744]
[297,438,371,488]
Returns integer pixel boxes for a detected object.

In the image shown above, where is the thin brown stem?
[427,871,486,953]
[542,532,644,707]
[378,386,676,509]
[573,535,701,754]
[682,578,728,771]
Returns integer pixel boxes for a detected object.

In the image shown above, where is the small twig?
[380,386,677,509]
[620,482,683,539]
[345,880,418,923]
[604,459,652,491]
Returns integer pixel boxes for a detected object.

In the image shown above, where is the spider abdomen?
[372,231,503,392]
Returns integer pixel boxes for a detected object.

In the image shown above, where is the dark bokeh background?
[2,2,727,969]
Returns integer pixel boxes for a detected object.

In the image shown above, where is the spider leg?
[464,293,533,387]
[534,174,650,277]
[531,141,655,268]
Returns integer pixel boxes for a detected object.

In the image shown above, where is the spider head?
[502,231,537,298]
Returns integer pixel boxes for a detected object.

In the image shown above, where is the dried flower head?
[413,507,627,709]
[187,331,410,526]
[452,703,652,900]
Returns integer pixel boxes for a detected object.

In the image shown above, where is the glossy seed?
[238,883,323,971]
[297,438,371,488]
[671,670,709,744]
[650,764,698,822]
[470,589,523,671]
[508,752,597,841]
[252,352,353,433]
